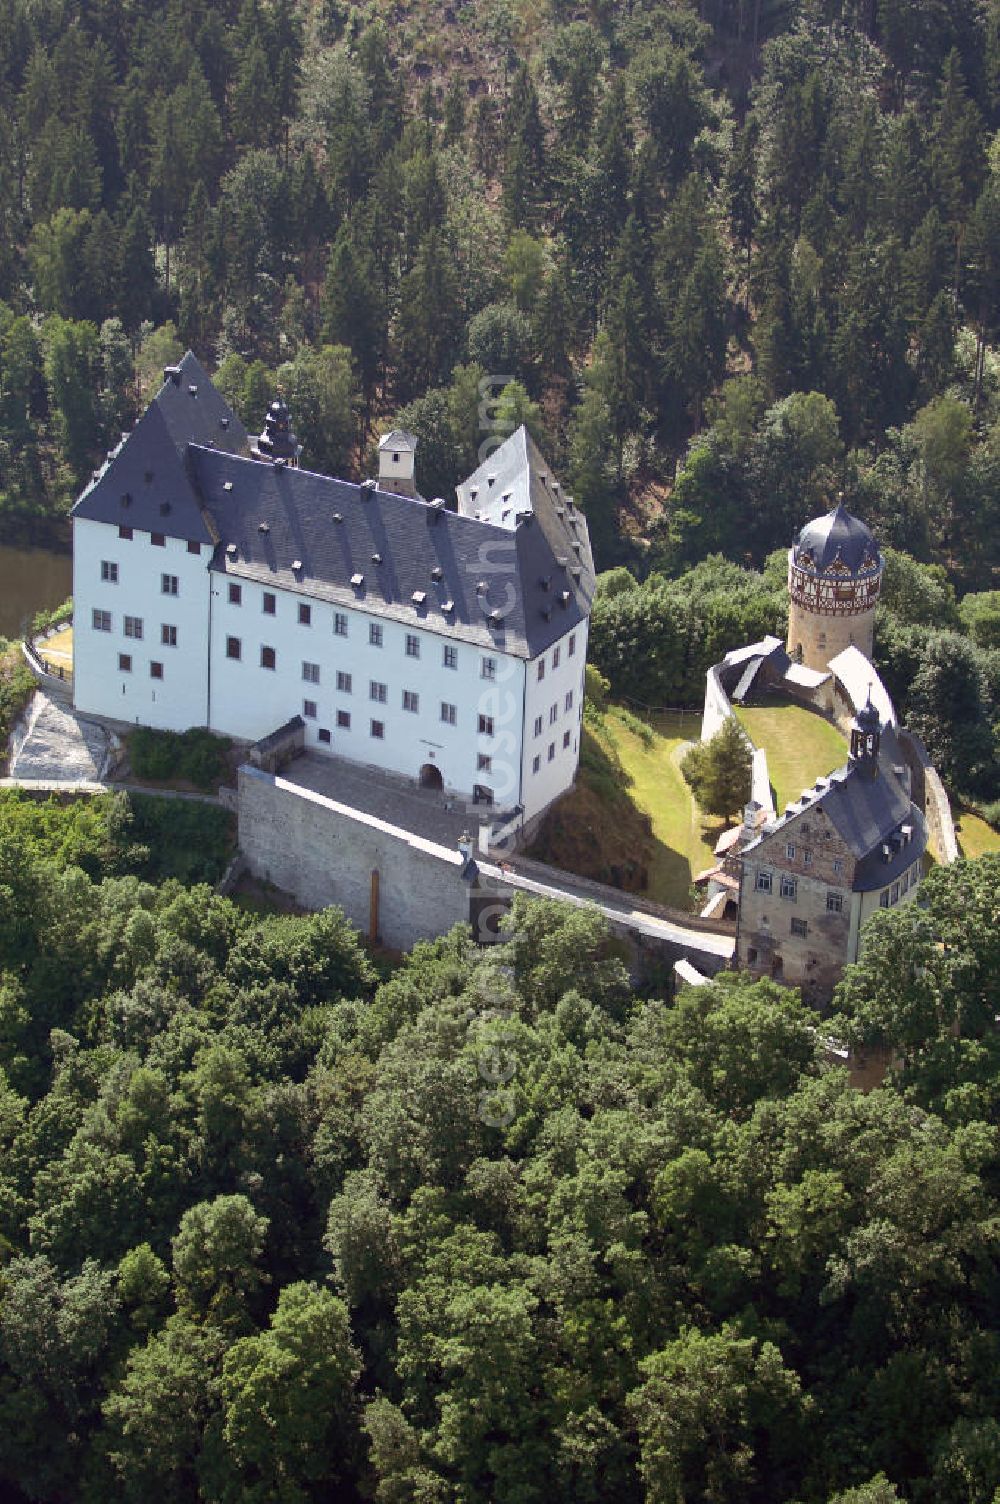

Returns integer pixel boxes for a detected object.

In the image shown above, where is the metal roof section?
[828,645,898,727]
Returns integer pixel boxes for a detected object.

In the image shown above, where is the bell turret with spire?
[251,395,301,467]
[849,689,881,778]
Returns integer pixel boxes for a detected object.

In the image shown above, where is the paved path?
[0,776,223,805]
[480,857,736,960]
[285,751,487,849]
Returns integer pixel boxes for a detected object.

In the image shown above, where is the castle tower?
[848,690,881,780]
[251,396,301,467]
[378,430,418,497]
[786,500,883,673]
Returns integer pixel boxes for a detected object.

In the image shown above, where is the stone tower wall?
[786,596,877,674]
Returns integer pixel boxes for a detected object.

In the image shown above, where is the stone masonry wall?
[238,766,471,952]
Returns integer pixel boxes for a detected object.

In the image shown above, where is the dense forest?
[2,0,1000,593]
[0,788,998,1502]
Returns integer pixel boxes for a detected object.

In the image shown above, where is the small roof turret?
[378,430,418,453]
[251,395,301,466]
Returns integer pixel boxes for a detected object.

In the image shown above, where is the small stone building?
[736,697,927,1004]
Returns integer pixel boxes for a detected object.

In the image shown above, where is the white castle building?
[72,353,595,826]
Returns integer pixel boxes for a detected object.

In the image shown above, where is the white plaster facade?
[74,518,211,732]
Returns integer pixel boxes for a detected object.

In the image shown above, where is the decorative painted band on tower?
[786,500,883,673]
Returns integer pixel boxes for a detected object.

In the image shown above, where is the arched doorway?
[419,763,443,790]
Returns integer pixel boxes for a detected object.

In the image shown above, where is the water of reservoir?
[0,542,73,640]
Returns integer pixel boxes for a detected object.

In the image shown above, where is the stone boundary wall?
[701,665,733,742]
[238,765,472,952]
[898,727,959,865]
[249,716,305,774]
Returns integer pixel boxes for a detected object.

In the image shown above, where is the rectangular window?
[336,710,351,729]
[785,842,796,860]
[890,881,900,903]
[481,656,496,680]
[123,616,143,639]
[537,659,545,681]
[318,727,331,744]
[826,891,844,912]
[370,680,387,703]
[791,917,808,937]
[336,671,352,693]
[552,646,560,668]
[371,719,385,739]
[406,633,420,658]
[902,870,910,893]
[263,591,276,614]
[118,525,133,540]
[161,573,178,596]
[478,714,494,736]
[261,646,276,670]
[533,715,543,737]
[187,540,201,555]
[565,690,573,712]
[441,702,457,725]
[228,582,242,605]
[150,661,163,679]
[403,689,419,713]
[880,888,890,908]
[303,699,317,719]
[226,636,241,660]
[803,848,813,866]
[477,753,492,772]
[443,645,457,669]
[747,947,758,965]
[118,653,131,672]
[334,612,348,637]
[101,560,118,582]
[563,730,571,748]
[780,875,797,900]
[298,602,311,625]
[833,857,844,876]
[161,624,177,647]
[532,755,541,774]
[568,634,576,656]
[151,532,165,547]
[302,661,320,684]
[369,623,383,646]
[548,742,555,761]
[549,703,558,725]
[755,870,773,893]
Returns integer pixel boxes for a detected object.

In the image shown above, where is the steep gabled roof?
[72,351,248,543]
[456,427,596,597]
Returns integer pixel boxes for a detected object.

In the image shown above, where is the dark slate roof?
[72,352,248,544]
[456,427,596,596]
[191,446,593,658]
[792,503,881,578]
[746,756,927,893]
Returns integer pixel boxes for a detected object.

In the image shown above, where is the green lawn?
[603,707,723,907]
[953,809,1000,860]
[734,698,847,813]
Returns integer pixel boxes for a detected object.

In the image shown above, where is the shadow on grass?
[529,724,693,906]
